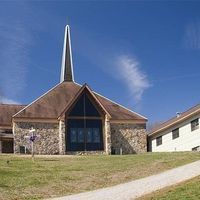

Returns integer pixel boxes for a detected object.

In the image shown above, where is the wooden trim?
[74,82,147,120]
[85,85,111,118]
[0,125,12,130]
[66,116,103,120]
[58,84,111,120]
[0,133,13,139]
[86,91,105,117]
[12,118,58,123]
[110,119,146,124]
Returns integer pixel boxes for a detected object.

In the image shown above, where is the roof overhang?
[148,108,200,137]
[12,118,59,123]
[0,125,12,130]
[0,133,13,139]
[110,119,147,124]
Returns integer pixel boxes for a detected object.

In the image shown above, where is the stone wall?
[14,122,60,155]
[105,116,111,154]
[59,120,65,154]
[13,121,147,155]
[110,123,147,154]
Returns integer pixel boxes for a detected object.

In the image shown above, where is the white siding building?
[148,104,200,152]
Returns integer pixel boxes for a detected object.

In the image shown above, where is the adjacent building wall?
[110,123,147,154]
[149,113,200,152]
[13,122,60,154]
[0,127,14,153]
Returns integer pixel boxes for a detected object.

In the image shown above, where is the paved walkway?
[48,160,200,200]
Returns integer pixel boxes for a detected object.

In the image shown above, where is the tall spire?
[60,25,74,82]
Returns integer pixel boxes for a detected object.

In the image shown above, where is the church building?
[0,26,147,155]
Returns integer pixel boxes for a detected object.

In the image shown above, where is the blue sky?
[0,1,200,125]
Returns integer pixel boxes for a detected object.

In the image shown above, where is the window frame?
[156,136,162,146]
[172,128,179,140]
[70,127,101,144]
[191,118,199,131]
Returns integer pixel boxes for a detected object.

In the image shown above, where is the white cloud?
[184,21,200,49]
[116,55,150,102]
[67,26,150,104]
[0,96,19,104]
[0,22,32,99]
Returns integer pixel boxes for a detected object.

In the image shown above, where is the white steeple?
[60,25,74,82]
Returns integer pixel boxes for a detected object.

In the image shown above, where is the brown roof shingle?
[0,104,26,126]
[13,82,147,121]
[13,82,80,119]
[96,94,146,120]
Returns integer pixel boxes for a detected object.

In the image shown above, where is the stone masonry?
[59,120,66,154]
[105,115,112,154]
[110,123,147,154]
[13,121,147,155]
[14,122,60,155]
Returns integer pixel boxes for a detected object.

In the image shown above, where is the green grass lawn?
[0,152,199,200]
[138,176,200,200]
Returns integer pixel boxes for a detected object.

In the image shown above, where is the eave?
[148,108,200,137]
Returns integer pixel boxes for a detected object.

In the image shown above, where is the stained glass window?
[77,128,84,143]
[93,128,100,143]
[69,93,100,117]
[70,128,77,143]
[86,128,93,143]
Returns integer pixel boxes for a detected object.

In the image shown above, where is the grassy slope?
[0,152,199,200]
[138,176,200,200]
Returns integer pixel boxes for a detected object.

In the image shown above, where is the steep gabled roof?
[13,82,147,121]
[96,94,146,120]
[58,84,111,119]
[12,25,147,122]
[148,104,200,136]
[13,82,79,119]
[0,104,26,126]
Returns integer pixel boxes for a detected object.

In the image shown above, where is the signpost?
[29,127,36,161]
[24,127,38,162]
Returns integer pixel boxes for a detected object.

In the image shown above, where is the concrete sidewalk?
[47,160,200,200]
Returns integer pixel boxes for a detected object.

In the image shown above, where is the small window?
[191,118,199,131]
[172,128,179,140]
[156,136,162,146]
